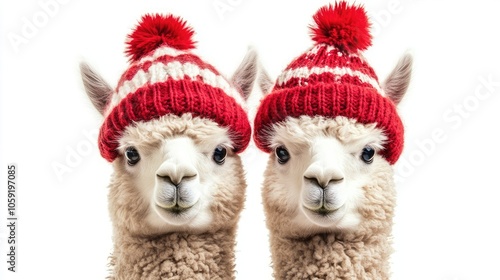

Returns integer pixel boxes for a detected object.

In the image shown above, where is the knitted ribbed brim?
[253,83,403,164]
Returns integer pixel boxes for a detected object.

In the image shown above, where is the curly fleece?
[108,230,236,280]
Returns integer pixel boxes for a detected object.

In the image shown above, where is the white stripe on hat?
[105,60,246,116]
[306,44,362,59]
[276,65,385,96]
[137,45,189,64]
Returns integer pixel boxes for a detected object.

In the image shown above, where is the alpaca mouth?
[301,204,348,227]
[152,199,200,226]
[155,202,193,215]
[168,204,192,214]
[308,206,336,217]
[154,189,198,215]
[302,195,343,217]
[303,199,346,218]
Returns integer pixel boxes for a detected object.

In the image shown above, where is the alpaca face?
[265,116,389,232]
[116,114,246,232]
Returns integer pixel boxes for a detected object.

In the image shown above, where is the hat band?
[254,83,403,164]
[100,80,251,161]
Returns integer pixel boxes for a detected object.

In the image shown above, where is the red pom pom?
[309,2,371,52]
[126,14,195,62]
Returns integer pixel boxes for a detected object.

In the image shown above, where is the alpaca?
[253,2,412,279]
[80,14,257,279]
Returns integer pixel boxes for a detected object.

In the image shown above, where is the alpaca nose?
[304,166,344,188]
[157,173,197,186]
[156,162,197,186]
[304,176,344,188]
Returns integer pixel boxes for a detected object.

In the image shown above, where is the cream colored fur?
[262,116,396,279]
[107,114,246,279]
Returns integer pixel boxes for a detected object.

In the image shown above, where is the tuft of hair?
[269,115,387,152]
[126,14,196,62]
[309,1,371,52]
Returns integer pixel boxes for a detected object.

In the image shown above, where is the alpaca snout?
[154,181,200,210]
[302,180,347,213]
[154,165,201,211]
[302,188,345,212]
[156,161,198,186]
[303,160,345,189]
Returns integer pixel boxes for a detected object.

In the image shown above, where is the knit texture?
[98,14,251,162]
[254,1,404,164]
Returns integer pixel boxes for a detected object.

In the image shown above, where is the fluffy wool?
[108,230,237,280]
[106,115,247,279]
[262,116,396,279]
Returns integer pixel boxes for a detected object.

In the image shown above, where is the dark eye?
[361,146,375,164]
[213,145,227,165]
[275,145,290,164]
[125,147,140,166]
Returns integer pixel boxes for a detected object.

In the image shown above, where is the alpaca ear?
[258,63,274,96]
[231,47,258,100]
[382,53,413,105]
[80,62,113,115]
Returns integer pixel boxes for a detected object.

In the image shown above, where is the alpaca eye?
[125,147,140,166]
[213,145,227,165]
[361,146,375,164]
[275,145,290,164]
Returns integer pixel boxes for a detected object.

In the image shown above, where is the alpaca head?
[264,116,388,232]
[254,2,412,237]
[111,114,248,233]
[259,54,411,236]
[80,14,258,234]
[81,49,256,234]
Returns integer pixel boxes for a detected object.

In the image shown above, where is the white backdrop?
[1,1,500,279]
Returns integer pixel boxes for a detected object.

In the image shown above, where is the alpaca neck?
[270,230,391,279]
[110,228,236,280]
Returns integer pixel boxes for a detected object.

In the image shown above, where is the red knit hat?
[254,2,404,164]
[98,14,251,162]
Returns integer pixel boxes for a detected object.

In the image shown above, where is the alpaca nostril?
[304,176,344,188]
[157,173,197,186]
[157,174,177,186]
